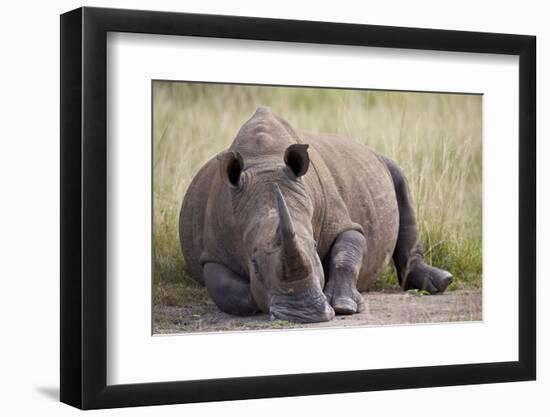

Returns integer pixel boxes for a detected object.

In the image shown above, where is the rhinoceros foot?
[333,294,365,315]
[324,281,365,315]
[404,263,453,294]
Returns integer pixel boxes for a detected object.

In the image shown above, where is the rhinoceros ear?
[284,143,310,178]
[217,150,244,189]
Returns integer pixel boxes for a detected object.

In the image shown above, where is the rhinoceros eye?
[251,257,259,274]
[250,257,266,282]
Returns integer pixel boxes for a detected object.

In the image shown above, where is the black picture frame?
[60,6,536,410]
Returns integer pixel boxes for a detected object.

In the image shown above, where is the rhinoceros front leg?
[203,262,259,316]
[324,230,366,315]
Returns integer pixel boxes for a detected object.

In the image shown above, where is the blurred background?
[153,81,482,310]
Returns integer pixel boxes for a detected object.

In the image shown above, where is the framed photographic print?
[60,6,536,410]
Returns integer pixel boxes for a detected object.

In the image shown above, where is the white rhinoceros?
[179,107,452,323]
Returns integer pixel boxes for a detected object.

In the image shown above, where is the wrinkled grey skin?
[179,107,452,323]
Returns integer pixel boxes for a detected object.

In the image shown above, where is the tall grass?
[153,82,482,301]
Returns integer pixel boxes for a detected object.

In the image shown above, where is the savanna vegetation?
[152,82,482,312]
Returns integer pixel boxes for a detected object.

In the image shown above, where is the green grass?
[153,82,482,304]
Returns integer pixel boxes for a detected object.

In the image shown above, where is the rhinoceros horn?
[274,184,312,282]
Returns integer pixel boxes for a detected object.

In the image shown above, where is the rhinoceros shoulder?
[296,129,399,289]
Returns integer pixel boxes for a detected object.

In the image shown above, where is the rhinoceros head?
[215,108,334,323]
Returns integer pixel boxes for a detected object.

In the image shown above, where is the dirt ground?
[153,289,482,334]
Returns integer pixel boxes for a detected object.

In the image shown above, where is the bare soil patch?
[153,289,481,334]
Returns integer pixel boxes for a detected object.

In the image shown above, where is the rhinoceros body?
[179,107,451,323]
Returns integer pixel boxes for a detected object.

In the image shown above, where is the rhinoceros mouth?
[269,288,335,323]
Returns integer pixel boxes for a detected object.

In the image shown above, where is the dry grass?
[153,82,482,308]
